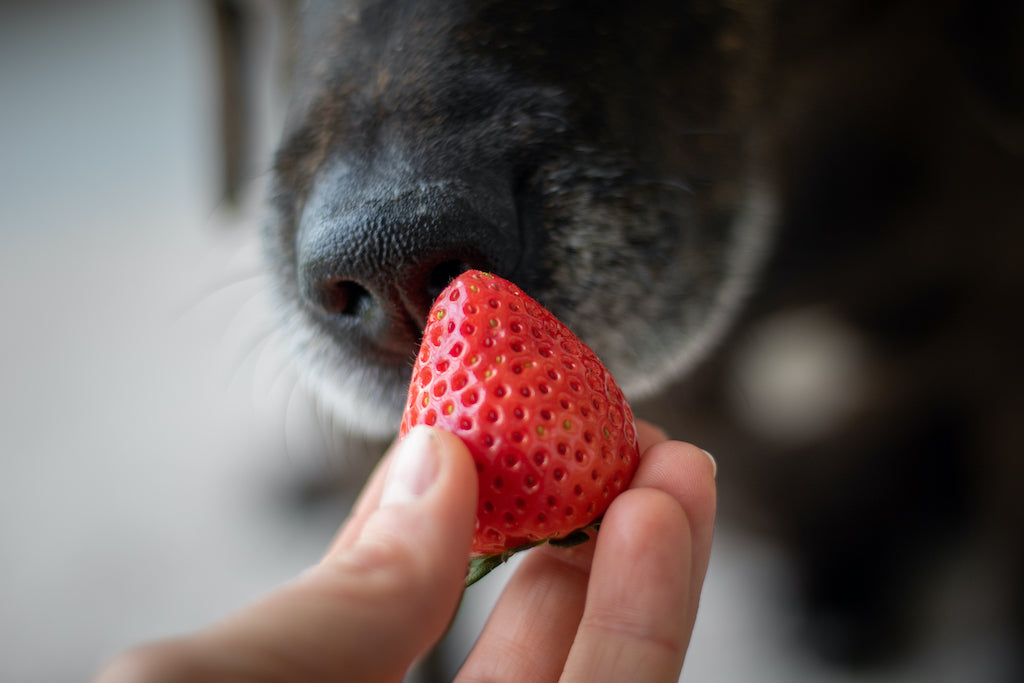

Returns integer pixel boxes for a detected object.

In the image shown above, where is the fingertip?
[635,423,717,484]
[635,439,718,490]
[636,419,669,452]
[699,447,717,479]
[601,487,693,571]
[335,426,477,570]
[628,439,717,555]
[378,426,442,507]
[429,427,479,499]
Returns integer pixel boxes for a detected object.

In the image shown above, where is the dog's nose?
[296,174,522,356]
[318,258,469,319]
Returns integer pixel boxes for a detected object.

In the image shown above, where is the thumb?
[97,426,478,683]
[303,424,480,680]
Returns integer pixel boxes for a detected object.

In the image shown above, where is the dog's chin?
[307,362,408,439]
[271,306,411,439]
[301,355,409,439]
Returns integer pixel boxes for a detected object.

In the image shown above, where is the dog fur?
[257,0,1024,676]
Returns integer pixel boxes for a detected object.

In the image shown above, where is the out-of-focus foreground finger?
[560,486,708,683]
[455,537,596,683]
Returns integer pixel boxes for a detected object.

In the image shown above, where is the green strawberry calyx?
[464,519,601,587]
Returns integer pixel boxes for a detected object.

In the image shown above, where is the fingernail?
[379,426,441,507]
[699,448,718,479]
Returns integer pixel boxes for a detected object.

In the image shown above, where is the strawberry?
[399,270,640,584]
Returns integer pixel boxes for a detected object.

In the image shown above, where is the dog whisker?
[172,268,269,324]
[634,177,696,195]
[223,322,281,391]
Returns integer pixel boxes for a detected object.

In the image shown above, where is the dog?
[253,0,1024,678]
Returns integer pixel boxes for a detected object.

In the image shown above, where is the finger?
[628,439,717,609]
[636,419,668,453]
[560,441,717,683]
[459,437,718,683]
[262,426,479,681]
[455,538,596,682]
[456,422,673,682]
[97,426,478,683]
[560,487,707,683]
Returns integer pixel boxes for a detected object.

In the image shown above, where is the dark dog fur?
[258,0,1024,676]
[264,0,775,437]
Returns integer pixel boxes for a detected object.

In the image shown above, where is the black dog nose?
[296,172,522,357]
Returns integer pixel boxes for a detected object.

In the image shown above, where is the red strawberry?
[399,270,640,584]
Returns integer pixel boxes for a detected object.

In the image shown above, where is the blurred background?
[0,2,352,681]
[1,2,1019,682]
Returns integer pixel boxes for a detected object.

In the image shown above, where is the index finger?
[560,439,718,683]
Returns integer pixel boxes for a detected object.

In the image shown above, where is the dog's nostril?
[426,260,469,303]
[321,279,372,316]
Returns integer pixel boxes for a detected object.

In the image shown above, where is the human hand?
[455,420,717,682]
[95,421,716,683]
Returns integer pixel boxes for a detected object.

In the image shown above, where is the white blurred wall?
[0,3,346,681]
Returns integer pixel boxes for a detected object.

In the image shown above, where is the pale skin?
[95,420,717,683]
